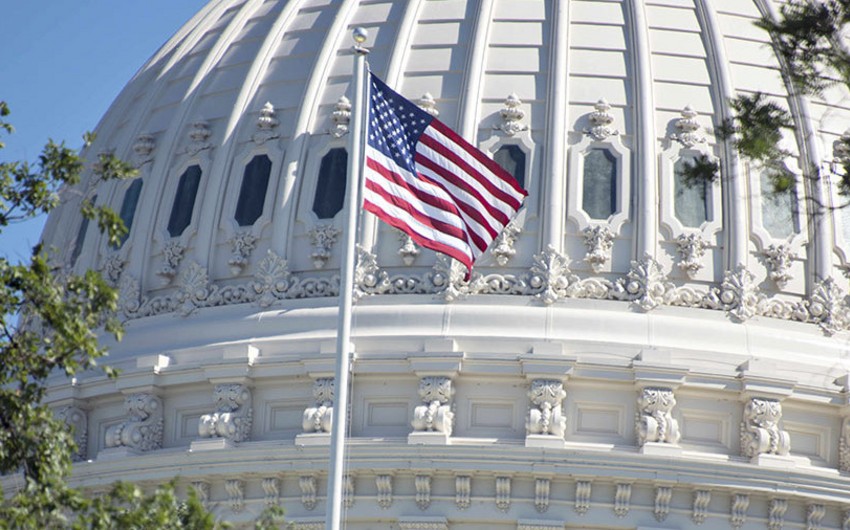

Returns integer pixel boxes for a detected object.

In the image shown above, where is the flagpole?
[326,27,368,530]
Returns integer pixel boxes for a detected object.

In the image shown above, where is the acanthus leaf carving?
[708,265,760,322]
[156,241,185,285]
[177,262,220,317]
[104,393,163,452]
[808,277,849,335]
[330,96,351,138]
[411,376,454,435]
[133,133,156,166]
[429,255,469,302]
[584,98,619,140]
[253,102,280,145]
[496,93,528,136]
[184,121,212,155]
[763,244,795,289]
[529,245,575,305]
[613,254,670,311]
[670,105,706,147]
[101,254,125,287]
[302,378,334,434]
[227,232,257,276]
[692,490,711,525]
[309,224,340,269]
[397,231,420,266]
[354,246,389,301]
[676,233,708,278]
[57,406,87,461]
[583,225,614,273]
[636,387,681,445]
[417,93,439,117]
[251,250,293,308]
[491,222,521,266]
[740,397,790,458]
[526,379,567,438]
[198,384,252,443]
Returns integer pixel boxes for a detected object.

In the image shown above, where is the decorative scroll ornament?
[715,265,760,322]
[133,134,155,166]
[104,393,163,452]
[156,241,185,285]
[330,96,351,138]
[676,233,708,278]
[585,98,618,140]
[583,225,614,273]
[636,387,681,445]
[177,262,220,317]
[654,486,672,521]
[491,221,521,266]
[198,384,253,443]
[529,245,574,305]
[430,255,469,302]
[262,477,280,506]
[417,93,439,117]
[535,477,550,513]
[398,231,420,265]
[693,490,711,525]
[807,504,826,530]
[496,93,528,136]
[769,498,788,530]
[740,397,790,458]
[763,244,794,288]
[300,475,317,510]
[526,379,567,438]
[495,476,511,512]
[670,105,706,147]
[455,476,471,510]
[251,250,293,308]
[354,246,389,300]
[808,277,849,335]
[309,224,340,269]
[614,483,631,517]
[101,254,125,287]
[227,232,257,276]
[613,254,670,311]
[399,521,448,530]
[840,416,850,471]
[376,474,393,509]
[57,406,87,461]
[302,378,334,433]
[412,376,455,435]
[731,494,750,529]
[415,475,431,510]
[192,481,210,508]
[185,121,212,155]
[225,479,244,512]
[253,102,280,145]
[575,480,592,515]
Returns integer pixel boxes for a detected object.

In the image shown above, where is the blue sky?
[0,1,208,261]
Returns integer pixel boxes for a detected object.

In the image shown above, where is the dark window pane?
[312,148,347,219]
[167,165,202,237]
[234,155,272,226]
[674,158,708,228]
[71,194,96,266]
[115,179,143,248]
[760,170,798,238]
[494,145,526,189]
[582,148,617,220]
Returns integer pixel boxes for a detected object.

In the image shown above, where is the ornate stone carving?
[529,245,573,305]
[614,483,631,517]
[225,479,244,512]
[376,474,393,509]
[583,225,614,273]
[185,121,212,155]
[840,416,850,471]
[613,254,670,311]
[769,498,788,530]
[251,250,293,308]
[491,222,521,266]
[354,246,389,300]
[670,105,706,147]
[300,475,317,510]
[104,393,163,452]
[495,476,511,512]
[415,474,431,510]
[809,277,849,335]
[714,265,760,322]
[575,480,591,515]
[302,378,333,433]
[101,254,125,287]
[262,477,280,506]
[57,406,87,461]
[198,384,253,443]
[534,478,550,513]
[412,376,454,435]
[330,96,351,138]
[417,93,439,117]
[308,224,340,269]
[654,486,672,521]
[399,521,448,530]
[344,474,355,508]
[740,397,790,457]
[253,102,280,145]
[455,476,471,510]
[430,255,469,302]
[157,241,185,285]
[227,232,257,276]
[636,388,680,445]
[133,133,156,166]
[496,93,528,136]
[526,379,567,438]
[807,503,825,530]
[676,233,708,278]
[192,481,210,508]
[177,262,221,317]
[763,244,794,288]
[397,232,420,265]
[731,493,749,529]
[692,490,711,525]
[585,98,618,140]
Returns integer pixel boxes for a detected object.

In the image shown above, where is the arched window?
[234,155,272,226]
[674,157,708,228]
[494,145,526,189]
[312,148,347,219]
[760,170,798,238]
[71,194,96,266]
[582,148,617,220]
[167,165,202,237]
[115,179,143,248]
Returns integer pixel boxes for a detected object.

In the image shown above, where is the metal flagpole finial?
[352,27,369,54]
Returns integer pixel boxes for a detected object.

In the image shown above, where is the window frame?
[567,133,631,235]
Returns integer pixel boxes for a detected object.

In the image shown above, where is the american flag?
[363,73,528,274]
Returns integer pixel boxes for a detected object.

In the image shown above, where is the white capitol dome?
[26,0,850,528]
